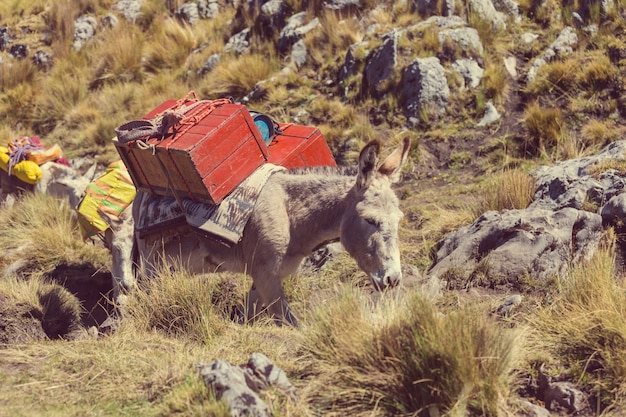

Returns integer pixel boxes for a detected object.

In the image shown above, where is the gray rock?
[401,57,450,121]
[290,39,307,68]
[197,353,297,417]
[198,360,270,417]
[113,0,145,23]
[600,193,626,227]
[451,58,484,89]
[32,50,53,71]
[257,0,288,39]
[429,207,604,284]
[438,27,484,55]
[531,140,626,212]
[198,54,220,76]
[9,44,28,59]
[503,56,517,78]
[338,41,368,86]
[411,15,467,30]
[100,13,119,29]
[0,26,11,51]
[492,0,521,22]
[527,26,578,82]
[520,32,539,44]
[323,0,361,11]
[247,352,298,400]
[495,294,522,317]
[277,12,320,53]
[176,2,200,25]
[516,399,551,417]
[73,15,98,51]
[468,0,507,31]
[225,28,251,55]
[537,367,591,414]
[362,30,398,99]
[477,101,500,126]
[198,0,220,19]
[411,0,455,16]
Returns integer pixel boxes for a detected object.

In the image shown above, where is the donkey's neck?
[280,171,355,252]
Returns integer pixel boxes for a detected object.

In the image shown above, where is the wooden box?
[267,124,336,169]
[114,99,269,204]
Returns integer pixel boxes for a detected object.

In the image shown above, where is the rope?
[114,92,232,146]
[7,136,43,176]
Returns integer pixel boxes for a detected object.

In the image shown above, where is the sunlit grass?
[0,193,109,274]
[200,53,278,98]
[477,168,536,213]
[300,287,524,415]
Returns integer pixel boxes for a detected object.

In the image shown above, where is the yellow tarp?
[77,160,136,239]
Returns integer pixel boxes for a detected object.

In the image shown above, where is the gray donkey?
[110,138,411,326]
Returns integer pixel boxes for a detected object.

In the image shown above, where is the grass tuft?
[300,288,524,415]
[477,169,536,213]
[126,265,247,345]
[522,101,565,157]
[0,193,109,274]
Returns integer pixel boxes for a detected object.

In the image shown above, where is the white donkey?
[125,138,411,326]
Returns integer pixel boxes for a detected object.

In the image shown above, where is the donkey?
[129,138,411,326]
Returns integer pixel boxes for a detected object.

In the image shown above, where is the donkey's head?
[340,138,411,291]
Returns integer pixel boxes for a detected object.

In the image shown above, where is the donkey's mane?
[286,165,357,177]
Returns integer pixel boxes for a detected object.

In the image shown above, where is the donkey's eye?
[365,218,379,227]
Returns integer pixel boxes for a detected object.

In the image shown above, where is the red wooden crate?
[114,98,269,204]
[267,124,336,169]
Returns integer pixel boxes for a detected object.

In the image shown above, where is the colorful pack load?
[113,91,337,205]
[113,92,269,205]
[0,136,69,185]
[77,160,136,239]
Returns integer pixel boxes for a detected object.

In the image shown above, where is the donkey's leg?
[251,276,298,327]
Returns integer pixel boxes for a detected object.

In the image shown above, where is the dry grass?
[522,101,565,156]
[300,288,524,415]
[88,22,146,88]
[580,119,625,150]
[0,193,109,274]
[127,265,246,345]
[28,59,90,136]
[200,53,277,98]
[525,245,626,410]
[306,10,362,67]
[477,169,536,213]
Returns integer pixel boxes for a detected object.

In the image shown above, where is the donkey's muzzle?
[371,269,402,291]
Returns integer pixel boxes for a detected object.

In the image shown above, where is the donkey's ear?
[357,140,381,189]
[378,137,411,184]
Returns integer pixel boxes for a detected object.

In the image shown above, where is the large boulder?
[530,140,626,213]
[401,57,450,122]
[362,30,398,99]
[428,207,604,284]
